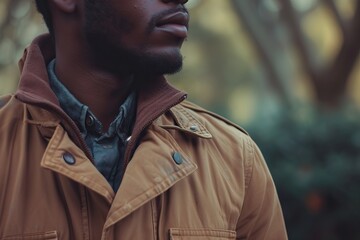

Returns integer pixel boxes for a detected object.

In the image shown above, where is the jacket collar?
[17,35,211,223]
[15,34,192,159]
[125,76,187,163]
[16,35,60,110]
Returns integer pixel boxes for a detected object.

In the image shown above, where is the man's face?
[83,0,189,76]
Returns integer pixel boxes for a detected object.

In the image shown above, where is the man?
[0,0,287,239]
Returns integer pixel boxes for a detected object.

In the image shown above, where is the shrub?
[248,109,360,240]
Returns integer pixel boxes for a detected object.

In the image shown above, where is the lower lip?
[156,24,188,38]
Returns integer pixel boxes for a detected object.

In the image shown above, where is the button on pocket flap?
[169,228,236,239]
[2,231,58,240]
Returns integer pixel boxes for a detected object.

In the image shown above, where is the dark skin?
[49,0,189,130]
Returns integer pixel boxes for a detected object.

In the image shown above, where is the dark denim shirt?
[47,59,136,191]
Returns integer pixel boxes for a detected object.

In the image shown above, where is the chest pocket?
[1,231,58,240]
[169,228,236,240]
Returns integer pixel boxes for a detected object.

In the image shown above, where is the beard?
[84,0,184,77]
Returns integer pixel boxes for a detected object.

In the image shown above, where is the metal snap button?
[189,125,199,132]
[172,152,183,165]
[63,152,76,165]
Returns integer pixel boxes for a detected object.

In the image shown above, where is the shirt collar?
[47,59,136,137]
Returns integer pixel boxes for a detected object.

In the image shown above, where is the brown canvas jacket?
[0,34,287,240]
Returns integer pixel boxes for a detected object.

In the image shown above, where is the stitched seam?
[244,136,255,189]
[170,228,236,237]
[107,163,196,226]
[158,125,212,139]
[179,107,205,132]
[176,105,209,134]
[168,106,212,138]
[2,231,58,240]
[80,187,90,240]
[43,160,113,202]
[42,126,113,202]
[121,163,194,207]
[151,199,158,240]
[180,101,249,136]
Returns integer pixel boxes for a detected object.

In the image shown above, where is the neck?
[55,42,133,130]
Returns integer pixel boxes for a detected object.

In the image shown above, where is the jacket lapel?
[104,125,198,229]
[40,124,115,204]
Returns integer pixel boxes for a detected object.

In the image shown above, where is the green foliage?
[247,107,360,240]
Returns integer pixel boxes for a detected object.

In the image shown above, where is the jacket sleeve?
[236,137,288,240]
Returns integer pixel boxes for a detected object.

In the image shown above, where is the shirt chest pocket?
[1,231,58,240]
[169,228,236,240]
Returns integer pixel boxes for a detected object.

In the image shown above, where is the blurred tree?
[231,0,360,109]
[1,1,360,239]
[2,0,360,111]
[0,0,44,94]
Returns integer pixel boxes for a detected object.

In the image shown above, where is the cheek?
[119,8,154,43]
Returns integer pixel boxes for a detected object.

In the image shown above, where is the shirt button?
[63,152,76,165]
[86,115,95,127]
[172,152,183,165]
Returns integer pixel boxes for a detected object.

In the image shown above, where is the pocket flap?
[169,228,236,239]
[2,231,58,240]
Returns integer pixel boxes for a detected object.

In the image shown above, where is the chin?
[89,39,184,76]
[130,49,184,76]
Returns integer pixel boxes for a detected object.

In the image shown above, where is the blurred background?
[1,0,360,239]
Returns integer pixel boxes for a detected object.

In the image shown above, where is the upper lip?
[156,11,189,28]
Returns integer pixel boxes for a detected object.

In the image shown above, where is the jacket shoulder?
[179,100,249,136]
[172,101,256,188]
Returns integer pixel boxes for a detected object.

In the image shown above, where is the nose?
[162,0,189,5]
